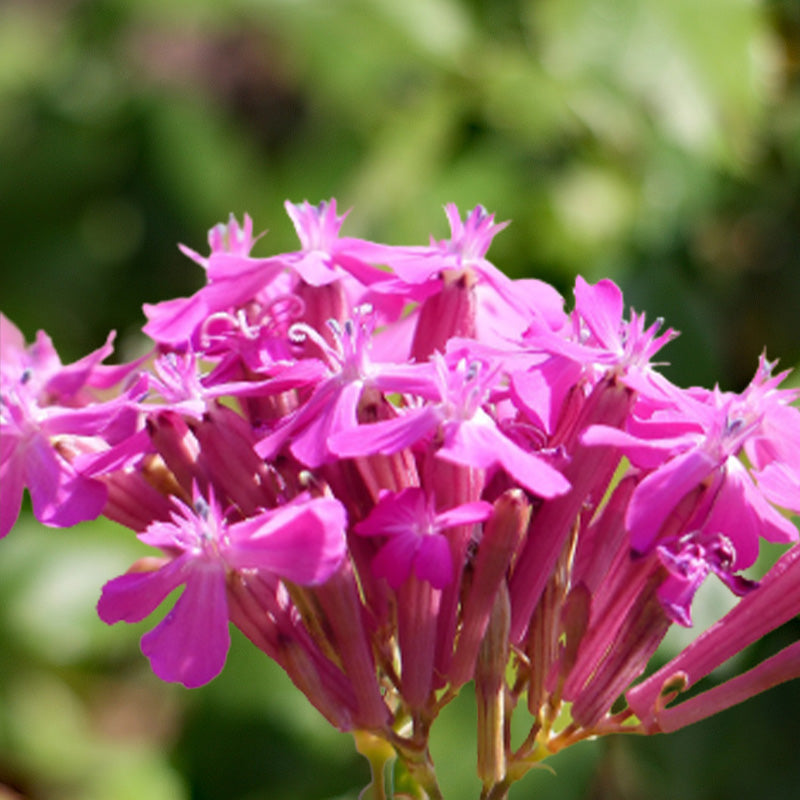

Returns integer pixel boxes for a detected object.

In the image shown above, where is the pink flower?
[368,204,510,287]
[583,357,800,556]
[256,308,436,467]
[655,531,758,627]
[142,214,285,346]
[178,213,262,268]
[521,276,677,396]
[355,487,493,588]
[282,199,389,288]
[97,488,348,687]
[0,408,108,537]
[0,313,131,403]
[0,315,139,537]
[369,204,565,348]
[331,352,571,499]
[143,350,324,420]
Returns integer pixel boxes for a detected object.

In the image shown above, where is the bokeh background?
[1,0,798,798]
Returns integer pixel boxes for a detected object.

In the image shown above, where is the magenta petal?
[626,449,716,553]
[510,360,582,435]
[0,313,26,366]
[748,404,800,471]
[142,294,209,345]
[574,276,623,349]
[43,331,115,400]
[27,329,62,377]
[203,264,285,310]
[438,416,570,498]
[229,498,347,585]
[23,434,63,515]
[372,535,418,589]
[509,278,566,330]
[0,423,20,466]
[0,457,24,538]
[25,434,107,528]
[290,252,340,286]
[755,462,800,513]
[255,382,338,462]
[580,424,686,470]
[354,488,427,537]
[329,405,440,457]
[97,556,189,624]
[372,363,440,400]
[435,501,493,529]
[77,429,154,477]
[702,464,761,568]
[289,402,338,467]
[334,251,390,287]
[205,252,283,283]
[138,515,193,550]
[735,462,799,544]
[414,535,453,589]
[508,369,551,433]
[37,470,107,528]
[656,565,706,627]
[329,379,363,437]
[42,403,132,438]
[290,381,363,467]
[140,565,230,688]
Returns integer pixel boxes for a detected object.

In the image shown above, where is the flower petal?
[97,555,189,624]
[626,448,716,553]
[573,276,623,351]
[24,433,107,529]
[0,456,24,538]
[754,462,800,514]
[354,488,427,537]
[434,501,493,529]
[140,564,230,688]
[329,405,439,458]
[414,535,453,589]
[229,497,347,585]
[372,535,419,589]
[438,416,570,498]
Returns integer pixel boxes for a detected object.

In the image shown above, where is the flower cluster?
[2,201,799,798]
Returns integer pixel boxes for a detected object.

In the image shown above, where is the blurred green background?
[1,0,798,798]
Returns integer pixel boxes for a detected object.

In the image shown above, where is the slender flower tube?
[626,543,800,731]
[311,560,391,729]
[641,640,800,734]
[449,489,530,688]
[508,376,634,642]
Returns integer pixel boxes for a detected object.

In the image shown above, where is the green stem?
[388,730,444,800]
[482,778,512,800]
[354,730,397,800]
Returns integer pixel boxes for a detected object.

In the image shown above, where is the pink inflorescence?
[2,201,799,788]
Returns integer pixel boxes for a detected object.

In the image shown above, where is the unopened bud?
[476,582,510,787]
